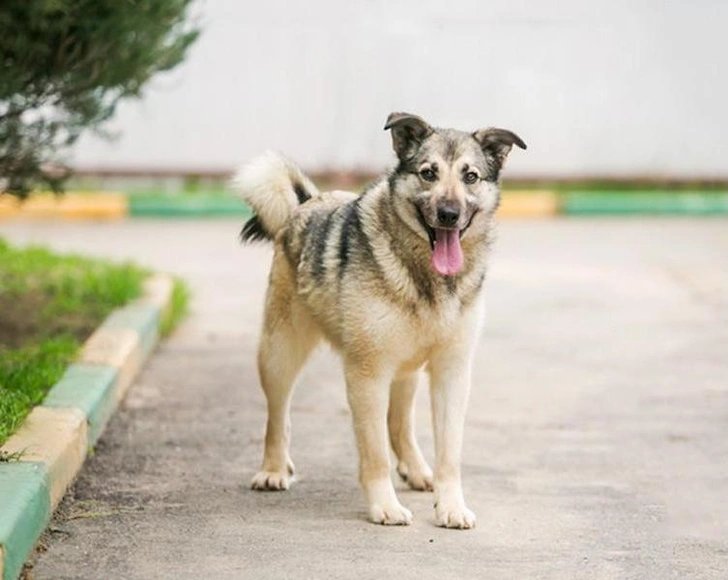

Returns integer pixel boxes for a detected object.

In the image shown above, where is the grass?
[0,239,188,445]
[161,279,190,338]
[0,337,79,444]
[0,240,147,332]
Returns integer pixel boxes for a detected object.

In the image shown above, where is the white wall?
[71,0,728,178]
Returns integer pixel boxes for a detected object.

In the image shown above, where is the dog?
[235,112,526,528]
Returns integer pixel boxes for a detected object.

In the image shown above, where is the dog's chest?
[375,292,473,362]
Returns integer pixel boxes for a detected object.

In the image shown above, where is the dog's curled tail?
[233,151,319,243]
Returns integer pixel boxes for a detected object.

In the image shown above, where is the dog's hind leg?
[251,262,320,491]
[388,372,433,491]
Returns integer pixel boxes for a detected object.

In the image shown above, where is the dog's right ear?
[384,112,433,161]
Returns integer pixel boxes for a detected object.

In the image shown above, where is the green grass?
[0,338,78,443]
[0,240,147,320]
[0,240,151,445]
[161,278,190,338]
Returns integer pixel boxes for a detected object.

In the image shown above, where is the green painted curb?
[0,276,178,577]
[101,304,159,355]
[563,192,728,215]
[129,195,251,217]
[43,365,118,445]
[0,463,50,580]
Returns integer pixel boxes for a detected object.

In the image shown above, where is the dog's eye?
[463,171,479,185]
[419,168,437,182]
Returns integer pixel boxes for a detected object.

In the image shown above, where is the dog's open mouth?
[415,207,477,277]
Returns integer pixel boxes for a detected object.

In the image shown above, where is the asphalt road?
[1,218,726,580]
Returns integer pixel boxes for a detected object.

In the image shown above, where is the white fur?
[232,151,319,236]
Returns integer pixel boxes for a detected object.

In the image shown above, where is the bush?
[0,0,199,197]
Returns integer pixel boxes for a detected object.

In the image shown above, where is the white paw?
[434,501,476,529]
[251,470,292,491]
[397,461,434,491]
[369,501,413,526]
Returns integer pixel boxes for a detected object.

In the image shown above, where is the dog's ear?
[384,112,434,161]
[472,128,527,171]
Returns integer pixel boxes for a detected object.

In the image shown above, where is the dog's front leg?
[345,361,413,525]
[428,349,476,529]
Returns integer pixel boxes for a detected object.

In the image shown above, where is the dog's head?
[384,112,526,276]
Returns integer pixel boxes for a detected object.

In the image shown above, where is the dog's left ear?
[472,128,527,169]
[384,112,434,161]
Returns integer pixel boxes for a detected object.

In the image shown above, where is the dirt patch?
[0,291,48,348]
[0,291,95,349]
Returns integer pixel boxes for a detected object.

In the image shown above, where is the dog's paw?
[434,501,476,529]
[397,461,433,492]
[369,501,413,526]
[251,470,292,491]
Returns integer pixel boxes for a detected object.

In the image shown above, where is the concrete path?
[1,218,726,580]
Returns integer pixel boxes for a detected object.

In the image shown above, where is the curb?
[562,191,728,215]
[498,190,558,217]
[0,193,126,220]
[1,191,561,219]
[0,193,249,220]
[2,191,728,221]
[129,195,249,217]
[0,274,176,580]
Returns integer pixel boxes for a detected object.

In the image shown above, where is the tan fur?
[239,114,525,529]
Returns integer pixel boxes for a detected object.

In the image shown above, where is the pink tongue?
[431,228,464,276]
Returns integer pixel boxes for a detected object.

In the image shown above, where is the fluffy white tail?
[233,151,319,242]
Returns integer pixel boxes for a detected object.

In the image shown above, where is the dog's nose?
[436,204,460,228]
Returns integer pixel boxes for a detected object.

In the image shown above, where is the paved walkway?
[1,218,726,580]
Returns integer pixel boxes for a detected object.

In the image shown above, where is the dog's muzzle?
[436,203,460,228]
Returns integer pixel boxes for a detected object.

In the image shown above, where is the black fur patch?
[239,215,272,243]
[311,212,335,282]
[293,181,311,204]
[338,200,360,276]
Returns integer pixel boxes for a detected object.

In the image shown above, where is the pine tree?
[0,0,199,197]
